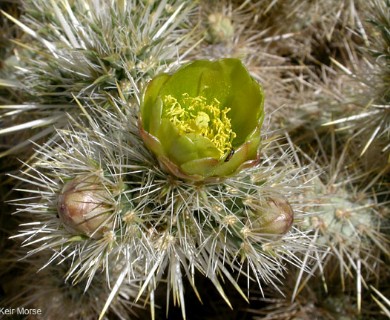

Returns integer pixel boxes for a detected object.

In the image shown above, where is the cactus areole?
[139,58,265,181]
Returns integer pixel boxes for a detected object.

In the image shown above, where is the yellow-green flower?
[139,58,264,181]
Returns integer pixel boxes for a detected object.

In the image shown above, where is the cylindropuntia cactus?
[139,58,264,181]
[290,129,390,315]
[2,1,390,319]
[9,83,313,319]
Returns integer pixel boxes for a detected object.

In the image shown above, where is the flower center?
[162,93,236,158]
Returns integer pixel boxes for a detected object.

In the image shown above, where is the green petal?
[180,158,219,177]
[211,144,249,177]
[224,60,264,146]
[159,61,208,102]
[139,128,165,158]
[198,60,230,105]
[157,118,181,157]
[149,97,163,135]
[242,124,262,159]
[186,133,221,159]
[141,73,170,132]
[163,132,220,165]
[168,134,198,164]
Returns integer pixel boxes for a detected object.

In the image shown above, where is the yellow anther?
[162,93,236,158]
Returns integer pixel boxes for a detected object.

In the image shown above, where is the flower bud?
[207,13,234,44]
[57,175,113,238]
[248,196,294,235]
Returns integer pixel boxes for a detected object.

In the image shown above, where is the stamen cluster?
[162,93,236,158]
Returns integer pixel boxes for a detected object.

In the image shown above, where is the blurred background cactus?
[1,0,389,319]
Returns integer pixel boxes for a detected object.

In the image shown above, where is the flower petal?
[141,73,170,132]
[180,157,220,177]
[159,61,210,102]
[186,133,221,158]
[228,63,264,145]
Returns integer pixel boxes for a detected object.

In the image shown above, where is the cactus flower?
[139,58,264,181]
[57,175,113,238]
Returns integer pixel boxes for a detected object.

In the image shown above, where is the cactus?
[7,90,313,318]
[0,0,198,158]
[1,0,390,319]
